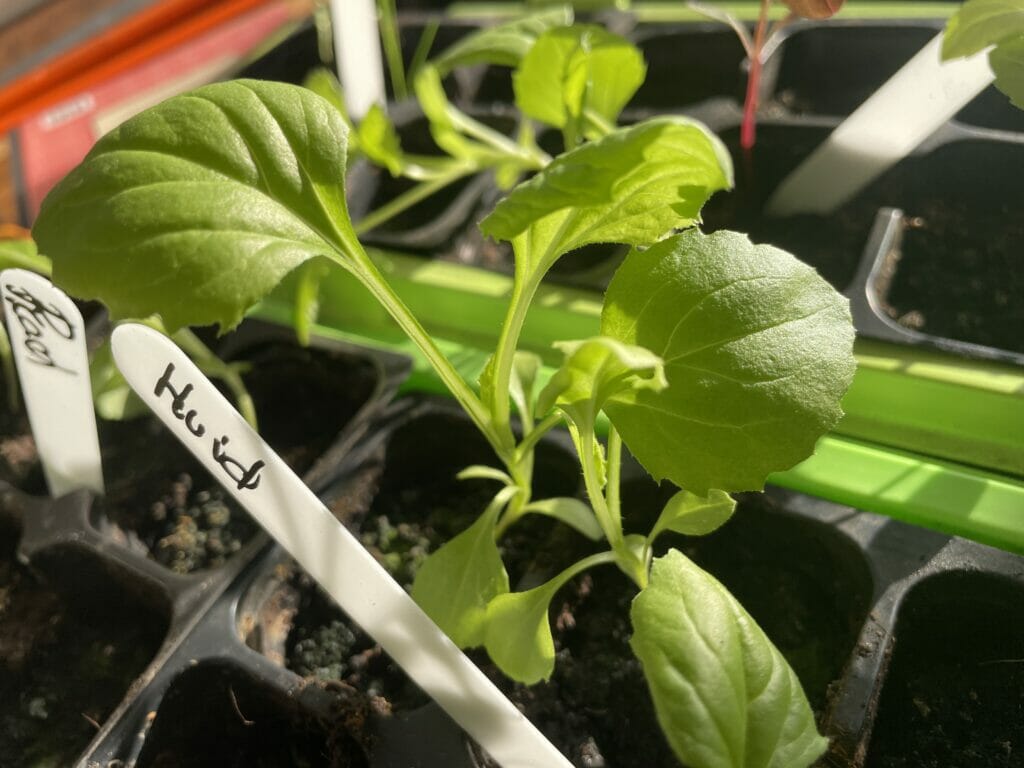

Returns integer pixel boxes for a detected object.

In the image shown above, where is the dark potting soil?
[98,342,377,574]
[136,663,368,768]
[0,520,166,767]
[0,375,43,492]
[881,202,1024,355]
[865,573,1024,768]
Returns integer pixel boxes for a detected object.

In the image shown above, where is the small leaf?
[652,489,736,539]
[484,551,612,683]
[432,8,573,74]
[990,36,1024,108]
[538,336,665,491]
[411,486,515,647]
[537,337,666,423]
[484,580,562,684]
[414,65,479,160]
[291,257,330,346]
[34,80,358,333]
[457,464,514,485]
[357,104,405,175]
[481,117,732,282]
[522,497,603,540]
[513,25,646,137]
[602,229,856,494]
[781,0,844,19]
[943,0,1024,59]
[630,550,828,768]
[302,68,350,127]
[509,350,542,426]
[0,238,51,276]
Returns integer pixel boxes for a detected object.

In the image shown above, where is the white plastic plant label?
[331,0,386,120]
[0,268,103,496]
[110,322,572,768]
[767,33,995,216]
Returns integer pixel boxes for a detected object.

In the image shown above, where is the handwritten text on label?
[154,362,265,491]
[2,283,76,373]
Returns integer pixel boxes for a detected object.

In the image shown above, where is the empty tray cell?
[865,571,1024,768]
[770,24,938,116]
[135,662,368,768]
[0,539,169,767]
[877,140,1024,356]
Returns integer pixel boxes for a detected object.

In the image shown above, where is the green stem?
[170,326,258,429]
[487,268,545,444]
[516,412,562,461]
[447,105,550,168]
[329,234,512,461]
[606,426,622,534]
[546,550,619,590]
[0,326,20,412]
[376,0,406,99]
[578,423,618,547]
[354,171,470,235]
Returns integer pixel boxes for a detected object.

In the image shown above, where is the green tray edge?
[254,251,1024,554]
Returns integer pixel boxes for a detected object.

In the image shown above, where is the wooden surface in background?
[0,0,149,76]
[0,137,17,224]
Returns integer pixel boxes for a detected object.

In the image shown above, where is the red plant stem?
[740,0,772,152]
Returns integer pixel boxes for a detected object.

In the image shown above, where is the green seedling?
[33,22,855,767]
[688,0,845,151]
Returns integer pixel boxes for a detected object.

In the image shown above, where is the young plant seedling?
[34,23,856,767]
[688,0,845,151]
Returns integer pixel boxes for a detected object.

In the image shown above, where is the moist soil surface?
[96,340,377,574]
[865,574,1024,768]
[0,379,41,493]
[0,519,165,767]
[882,203,1024,355]
[254,412,869,766]
[137,664,368,768]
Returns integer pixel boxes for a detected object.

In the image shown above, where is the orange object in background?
[0,0,315,226]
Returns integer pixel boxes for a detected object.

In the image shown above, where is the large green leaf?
[943,0,1024,58]
[990,36,1024,108]
[432,7,573,74]
[630,550,828,768]
[410,487,514,648]
[602,229,855,494]
[34,80,357,332]
[513,25,646,136]
[480,117,732,282]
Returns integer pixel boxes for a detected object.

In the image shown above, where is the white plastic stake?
[766,33,995,216]
[111,323,572,768]
[0,269,103,496]
[331,0,386,120]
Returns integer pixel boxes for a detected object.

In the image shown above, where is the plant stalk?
[740,0,773,153]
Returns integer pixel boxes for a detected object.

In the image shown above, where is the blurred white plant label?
[0,268,103,495]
